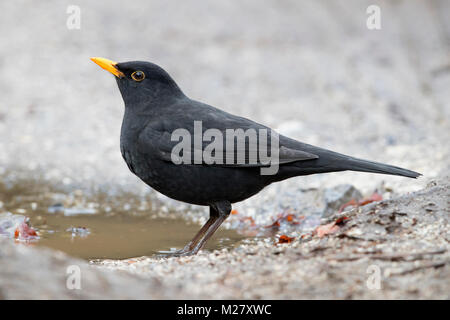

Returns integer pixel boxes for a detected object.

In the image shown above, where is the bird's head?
[90,57,184,109]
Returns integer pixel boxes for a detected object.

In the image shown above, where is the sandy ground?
[0,0,449,299]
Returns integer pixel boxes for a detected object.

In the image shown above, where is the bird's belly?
[131,158,267,205]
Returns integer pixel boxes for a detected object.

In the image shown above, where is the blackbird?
[91,57,420,256]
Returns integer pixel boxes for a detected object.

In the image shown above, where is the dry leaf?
[315,216,349,238]
[339,192,383,212]
[278,235,295,244]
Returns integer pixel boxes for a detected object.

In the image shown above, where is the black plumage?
[91,58,420,256]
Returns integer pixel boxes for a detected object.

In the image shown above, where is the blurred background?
[0,0,448,191]
[0,0,448,223]
[0,0,449,299]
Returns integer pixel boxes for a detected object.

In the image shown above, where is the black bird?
[91,57,420,256]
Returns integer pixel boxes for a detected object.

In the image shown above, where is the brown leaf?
[315,216,349,238]
[278,235,295,244]
[15,219,38,240]
[339,192,383,212]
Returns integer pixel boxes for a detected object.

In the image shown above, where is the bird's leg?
[186,206,229,254]
[164,201,231,257]
[180,214,219,251]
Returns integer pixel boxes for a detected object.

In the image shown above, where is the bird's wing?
[137,102,318,167]
[138,128,317,167]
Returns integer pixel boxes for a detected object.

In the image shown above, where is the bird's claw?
[156,246,198,258]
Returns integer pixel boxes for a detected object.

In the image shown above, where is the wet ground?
[33,214,245,260]
[0,174,378,261]
[1,177,448,299]
[0,179,246,260]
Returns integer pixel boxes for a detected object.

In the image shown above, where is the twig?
[370,249,447,262]
[393,260,449,276]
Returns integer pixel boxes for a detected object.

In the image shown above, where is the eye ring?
[131,70,145,82]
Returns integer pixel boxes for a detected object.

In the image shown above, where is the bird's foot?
[156,245,199,258]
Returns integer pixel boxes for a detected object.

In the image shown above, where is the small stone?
[323,184,363,217]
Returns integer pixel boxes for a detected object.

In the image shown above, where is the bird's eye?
[131,71,145,82]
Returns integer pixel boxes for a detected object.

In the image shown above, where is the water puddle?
[0,180,247,260]
[30,213,245,260]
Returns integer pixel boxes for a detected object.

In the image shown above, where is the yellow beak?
[90,57,125,78]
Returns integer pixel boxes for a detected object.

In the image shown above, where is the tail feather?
[341,156,421,178]
[284,140,422,179]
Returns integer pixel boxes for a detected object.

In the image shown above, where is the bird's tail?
[285,141,421,179]
[338,156,421,178]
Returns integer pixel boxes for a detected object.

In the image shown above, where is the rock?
[0,212,27,239]
[0,238,173,299]
[322,184,362,217]
[66,227,90,238]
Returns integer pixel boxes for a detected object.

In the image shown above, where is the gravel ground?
[95,178,449,299]
[0,0,449,299]
[1,176,448,299]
